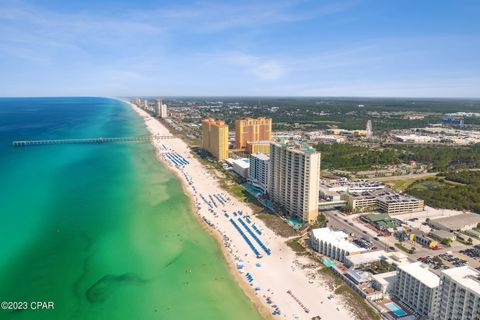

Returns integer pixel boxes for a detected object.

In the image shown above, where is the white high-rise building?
[435,266,480,320]
[143,99,149,110]
[394,262,440,319]
[248,153,269,193]
[268,140,321,223]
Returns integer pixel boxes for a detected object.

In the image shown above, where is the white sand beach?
[128,101,354,320]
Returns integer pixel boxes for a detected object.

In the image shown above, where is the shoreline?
[123,99,354,320]
[126,100,272,319]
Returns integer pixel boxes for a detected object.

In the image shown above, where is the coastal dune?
[127,101,353,320]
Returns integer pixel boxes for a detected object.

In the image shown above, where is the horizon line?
[1,95,480,100]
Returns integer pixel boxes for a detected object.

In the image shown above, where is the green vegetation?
[256,213,298,238]
[441,238,453,247]
[441,170,480,184]
[285,237,307,254]
[395,242,414,254]
[333,284,381,320]
[318,267,380,320]
[176,97,480,133]
[313,143,480,172]
[369,260,394,274]
[383,174,437,191]
[313,213,328,228]
[315,143,400,171]
[406,172,480,213]
[395,144,480,170]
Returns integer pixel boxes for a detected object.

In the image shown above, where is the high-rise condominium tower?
[235,117,272,149]
[201,118,229,161]
[268,140,321,223]
[155,99,168,118]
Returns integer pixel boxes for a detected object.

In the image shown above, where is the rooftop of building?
[376,191,423,204]
[229,158,250,169]
[382,251,409,264]
[311,228,366,253]
[371,270,398,285]
[273,139,318,155]
[348,189,421,204]
[246,140,272,145]
[202,118,228,127]
[236,117,272,122]
[346,268,372,283]
[398,262,440,288]
[251,153,270,161]
[429,229,456,240]
[430,213,480,231]
[442,266,480,296]
[346,250,386,266]
[320,178,385,190]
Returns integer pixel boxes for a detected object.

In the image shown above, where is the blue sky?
[0,0,479,97]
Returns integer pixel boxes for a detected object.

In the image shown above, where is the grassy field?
[256,213,298,238]
[383,176,434,190]
[285,237,307,254]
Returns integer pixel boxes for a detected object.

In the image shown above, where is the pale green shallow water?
[0,97,262,320]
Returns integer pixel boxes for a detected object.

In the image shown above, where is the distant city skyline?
[0,0,479,97]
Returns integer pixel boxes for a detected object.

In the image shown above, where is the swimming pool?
[288,218,303,228]
[385,302,407,317]
[322,257,336,267]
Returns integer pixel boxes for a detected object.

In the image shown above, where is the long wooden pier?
[12,134,175,147]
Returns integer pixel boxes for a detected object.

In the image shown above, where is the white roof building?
[372,271,397,294]
[310,228,365,263]
[230,158,250,178]
[399,262,440,289]
[436,266,480,320]
[345,250,386,268]
[442,266,480,296]
[394,262,440,319]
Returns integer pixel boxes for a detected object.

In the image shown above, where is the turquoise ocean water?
[0,97,262,320]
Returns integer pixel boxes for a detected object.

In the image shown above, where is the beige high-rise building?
[155,99,168,118]
[268,140,321,223]
[201,118,229,161]
[235,117,272,150]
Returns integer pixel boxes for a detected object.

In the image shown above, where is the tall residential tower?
[268,140,321,223]
[201,118,229,161]
[235,117,272,150]
[155,99,168,118]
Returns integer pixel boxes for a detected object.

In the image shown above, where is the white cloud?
[224,53,286,80]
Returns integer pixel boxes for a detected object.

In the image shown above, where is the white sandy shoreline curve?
[123,99,354,320]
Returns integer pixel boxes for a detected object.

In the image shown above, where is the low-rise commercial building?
[429,229,456,242]
[342,190,424,214]
[361,213,402,231]
[310,228,366,263]
[376,192,424,214]
[341,192,377,212]
[229,158,250,178]
[394,262,440,319]
[429,213,480,232]
[345,250,386,269]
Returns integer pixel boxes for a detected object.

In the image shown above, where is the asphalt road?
[323,210,392,252]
